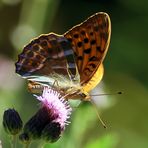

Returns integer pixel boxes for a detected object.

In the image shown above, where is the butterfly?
[15,12,111,101]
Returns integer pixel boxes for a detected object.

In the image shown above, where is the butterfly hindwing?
[15,33,79,83]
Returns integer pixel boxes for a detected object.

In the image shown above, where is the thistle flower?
[36,87,72,130]
[3,108,23,135]
[22,86,72,142]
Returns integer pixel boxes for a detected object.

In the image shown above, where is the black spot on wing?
[77,42,82,48]
[84,48,91,54]
[67,38,72,42]
[90,40,96,45]
[77,56,83,60]
[84,38,89,43]
[97,46,104,53]
[89,63,96,69]
[74,34,79,38]
[89,56,99,61]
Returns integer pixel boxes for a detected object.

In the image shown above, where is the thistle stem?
[38,141,46,148]
[11,135,17,148]
[24,142,31,148]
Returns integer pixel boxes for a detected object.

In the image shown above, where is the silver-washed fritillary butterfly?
[15,12,111,101]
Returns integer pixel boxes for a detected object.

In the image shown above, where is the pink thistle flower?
[36,86,72,130]
[21,86,72,143]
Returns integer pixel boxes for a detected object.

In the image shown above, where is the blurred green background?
[0,0,148,148]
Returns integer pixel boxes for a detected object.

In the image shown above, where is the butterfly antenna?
[89,91,122,128]
[90,99,107,128]
[90,91,122,97]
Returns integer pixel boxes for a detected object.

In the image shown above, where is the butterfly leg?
[66,66,75,83]
[51,79,67,97]
[52,79,59,88]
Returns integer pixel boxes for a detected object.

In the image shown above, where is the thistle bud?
[3,108,23,135]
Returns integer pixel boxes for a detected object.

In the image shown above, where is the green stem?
[38,141,45,148]
[24,142,31,148]
[11,135,17,148]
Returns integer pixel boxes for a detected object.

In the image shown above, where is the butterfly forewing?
[64,12,111,85]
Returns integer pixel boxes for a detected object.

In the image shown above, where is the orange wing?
[82,63,104,93]
[64,12,111,85]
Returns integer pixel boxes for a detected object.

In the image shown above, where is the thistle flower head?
[22,86,72,142]
[36,86,72,130]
